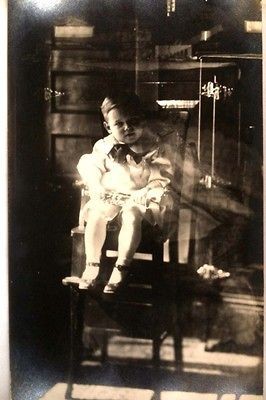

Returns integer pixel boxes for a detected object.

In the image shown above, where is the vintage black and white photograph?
[9,1,263,399]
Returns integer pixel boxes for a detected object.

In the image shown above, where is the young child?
[77,92,178,293]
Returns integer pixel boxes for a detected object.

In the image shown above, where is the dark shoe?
[103,265,131,294]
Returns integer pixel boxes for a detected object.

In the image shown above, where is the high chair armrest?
[73,180,90,228]
[73,179,86,188]
[73,179,90,195]
[71,226,85,235]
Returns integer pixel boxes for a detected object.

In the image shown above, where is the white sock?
[82,263,100,282]
[107,265,128,284]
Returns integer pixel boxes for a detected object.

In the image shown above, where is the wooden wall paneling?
[50,134,99,179]
[48,113,104,136]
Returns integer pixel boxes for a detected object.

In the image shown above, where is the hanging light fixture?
[166,0,176,17]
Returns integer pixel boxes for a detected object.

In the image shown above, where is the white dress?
[77,133,179,233]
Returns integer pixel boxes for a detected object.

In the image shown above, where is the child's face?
[105,107,145,144]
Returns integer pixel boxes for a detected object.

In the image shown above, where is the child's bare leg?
[117,205,144,266]
[82,203,119,284]
[104,205,144,289]
[83,212,107,281]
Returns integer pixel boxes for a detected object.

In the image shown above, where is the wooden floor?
[41,383,263,400]
[40,336,263,400]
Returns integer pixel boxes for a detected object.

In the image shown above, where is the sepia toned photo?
[9,1,263,399]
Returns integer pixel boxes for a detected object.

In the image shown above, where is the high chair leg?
[152,337,161,367]
[65,287,85,400]
[100,331,108,363]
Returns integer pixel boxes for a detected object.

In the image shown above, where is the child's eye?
[114,121,124,128]
[127,117,142,126]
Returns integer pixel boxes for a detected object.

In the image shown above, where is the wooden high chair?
[63,196,184,396]
[62,112,199,400]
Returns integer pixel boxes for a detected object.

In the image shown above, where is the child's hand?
[130,187,149,206]
[89,188,106,200]
[130,187,165,207]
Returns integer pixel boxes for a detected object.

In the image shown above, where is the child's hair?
[101,92,143,121]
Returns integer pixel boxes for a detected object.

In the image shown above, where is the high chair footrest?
[62,276,82,286]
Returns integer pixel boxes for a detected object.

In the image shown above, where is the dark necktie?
[109,143,143,164]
